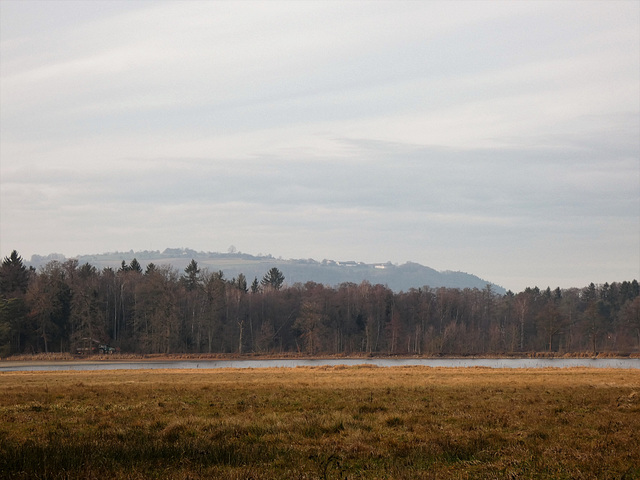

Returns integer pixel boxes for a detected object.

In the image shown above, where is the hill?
[28,248,506,294]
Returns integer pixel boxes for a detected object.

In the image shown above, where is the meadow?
[1,366,639,479]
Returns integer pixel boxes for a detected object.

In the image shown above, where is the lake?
[1,357,638,372]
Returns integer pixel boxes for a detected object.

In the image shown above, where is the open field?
[1,367,639,479]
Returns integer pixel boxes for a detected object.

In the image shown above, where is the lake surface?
[1,357,639,372]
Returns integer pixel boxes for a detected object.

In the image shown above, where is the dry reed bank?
[1,366,639,479]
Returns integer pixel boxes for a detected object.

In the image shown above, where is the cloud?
[1,0,638,291]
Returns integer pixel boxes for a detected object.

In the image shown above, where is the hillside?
[28,248,506,294]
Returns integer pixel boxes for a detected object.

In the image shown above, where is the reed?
[1,366,638,479]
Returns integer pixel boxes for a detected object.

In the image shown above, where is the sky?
[1,0,638,292]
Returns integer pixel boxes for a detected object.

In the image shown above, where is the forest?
[1,250,639,357]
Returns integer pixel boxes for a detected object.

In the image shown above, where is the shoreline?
[2,351,639,364]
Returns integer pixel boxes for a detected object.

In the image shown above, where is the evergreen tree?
[235,273,248,293]
[0,251,31,356]
[0,250,31,296]
[183,260,201,291]
[129,258,143,274]
[145,263,157,275]
[261,267,285,291]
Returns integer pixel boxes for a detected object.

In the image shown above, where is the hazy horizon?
[2,1,639,293]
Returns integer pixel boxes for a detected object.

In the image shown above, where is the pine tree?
[235,273,248,293]
[183,259,201,291]
[145,263,157,275]
[0,250,31,296]
[261,267,285,291]
[129,258,143,274]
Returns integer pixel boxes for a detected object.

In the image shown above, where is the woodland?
[1,250,639,357]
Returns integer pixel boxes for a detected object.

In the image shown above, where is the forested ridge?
[1,250,639,357]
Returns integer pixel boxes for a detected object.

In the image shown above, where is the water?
[1,357,638,372]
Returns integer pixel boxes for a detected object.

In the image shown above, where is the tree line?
[1,250,639,357]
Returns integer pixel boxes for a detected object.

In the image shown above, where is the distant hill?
[28,248,506,294]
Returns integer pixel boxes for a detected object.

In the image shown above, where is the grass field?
[1,366,639,479]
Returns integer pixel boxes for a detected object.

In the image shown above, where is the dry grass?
[1,366,639,479]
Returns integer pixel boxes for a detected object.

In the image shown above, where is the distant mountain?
[28,248,506,294]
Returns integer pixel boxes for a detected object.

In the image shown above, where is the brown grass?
[1,366,639,479]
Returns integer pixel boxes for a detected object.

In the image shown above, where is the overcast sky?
[1,1,638,292]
